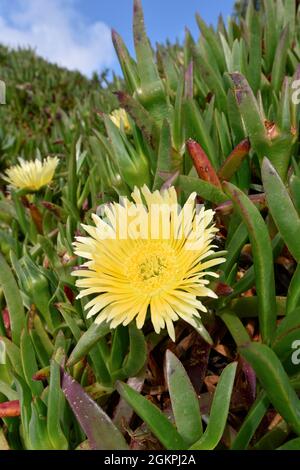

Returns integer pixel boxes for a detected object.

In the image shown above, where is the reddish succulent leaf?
[186,139,222,188]
[41,201,63,218]
[218,138,251,181]
[240,357,256,402]
[0,400,20,418]
[214,282,234,297]
[63,286,75,304]
[28,204,44,234]
[32,367,50,382]
[2,308,10,330]
[216,194,267,216]
[60,369,128,450]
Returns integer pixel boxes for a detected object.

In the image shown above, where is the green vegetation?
[1,0,300,451]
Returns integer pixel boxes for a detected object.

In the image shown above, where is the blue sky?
[0,0,236,76]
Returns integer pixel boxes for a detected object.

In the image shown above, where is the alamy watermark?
[291,340,300,365]
[0,80,6,105]
[0,340,6,365]
[95,200,209,250]
[292,79,300,104]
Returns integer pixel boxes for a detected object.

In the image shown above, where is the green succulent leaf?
[0,252,25,345]
[121,324,147,378]
[20,326,43,397]
[179,175,227,205]
[190,362,237,450]
[231,392,269,450]
[287,264,300,316]
[47,349,68,450]
[223,181,277,344]
[67,322,110,367]
[240,342,300,436]
[262,158,300,262]
[271,26,290,94]
[116,380,186,450]
[165,350,202,445]
[277,437,300,450]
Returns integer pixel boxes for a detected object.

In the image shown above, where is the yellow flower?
[73,186,225,341]
[3,157,59,191]
[110,108,131,133]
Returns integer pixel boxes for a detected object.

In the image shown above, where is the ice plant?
[110,108,131,133]
[3,156,59,191]
[2,0,300,452]
[73,186,225,341]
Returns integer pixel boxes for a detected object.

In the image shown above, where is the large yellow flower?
[3,157,59,191]
[73,186,225,341]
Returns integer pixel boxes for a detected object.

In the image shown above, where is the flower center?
[139,255,168,281]
[126,242,178,295]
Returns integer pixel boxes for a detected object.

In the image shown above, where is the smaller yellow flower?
[110,108,131,133]
[3,156,59,191]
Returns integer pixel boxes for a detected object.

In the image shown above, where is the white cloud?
[0,0,115,76]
